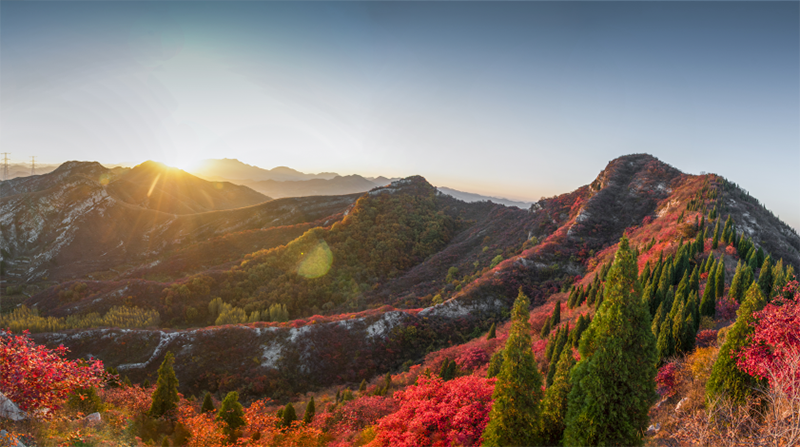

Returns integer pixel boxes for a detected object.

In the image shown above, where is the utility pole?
[30,156,36,176]
[1,152,9,181]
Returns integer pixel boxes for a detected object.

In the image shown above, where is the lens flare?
[297,241,333,279]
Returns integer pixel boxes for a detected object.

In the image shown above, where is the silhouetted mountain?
[436,186,532,208]
[190,158,338,182]
[241,174,381,198]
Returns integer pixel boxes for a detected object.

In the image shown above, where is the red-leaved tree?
[737,281,800,393]
[372,375,495,447]
[0,330,105,414]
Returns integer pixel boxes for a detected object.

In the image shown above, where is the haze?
[1,2,798,229]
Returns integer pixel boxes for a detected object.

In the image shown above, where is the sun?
[167,157,203,173]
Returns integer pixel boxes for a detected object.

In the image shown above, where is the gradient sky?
[2,2,798,229]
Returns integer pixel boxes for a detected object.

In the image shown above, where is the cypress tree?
[563,237,658,446]
[486,349,504,378]
[282,403,297,428]
[641,281,658,317]
[721,215,733,245]
[706,283,767,404]
[700,263,717,317]
[715,256,726,299]
[149,352,179,418]
[689,265,700,296]
[757,255,773,298]
[486,322,496,340]
[546,327,569,387]
[540,317,553,339]
[201,391,215,414]
[747,248,759,271]
[552,302,561,326]
[303,397,315,424]
[772,259,786,299]
[711,218,721,249]
[728,260,747,303]
[540,349,577,447]
[217,391,245,442]
[639,261,651,287]
[358,379,367,393]
[482,289,544,447]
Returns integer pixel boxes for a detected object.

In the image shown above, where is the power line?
[30,156,37,176]
[0,152,9,181]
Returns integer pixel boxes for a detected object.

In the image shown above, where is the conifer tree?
[482,289,544,447]
[358,379,367,393]
[563,237,657,446]
[689,265,700,296]
[540,349,577,447]
[201,391,215,414]
[281,402,297,428]
[715,256,725,299]
[728,260,749,303]
[706,283,767,404]
[217,391,245,442]
[757,255,773,298]
[772,259,787,299]
[303,397,315,425]
[700,264,717,317]
[711,218,721,249]
[747,248,759,271]
[486,349,504,378]
[143,378,150,389]
[149,352,179,418]
[552,302,561,326]
[486,322,496,340]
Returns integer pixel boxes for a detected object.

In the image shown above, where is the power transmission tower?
[30,156,37,176]
[1,152,9,181]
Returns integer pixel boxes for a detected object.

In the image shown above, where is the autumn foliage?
[0,329,105,414]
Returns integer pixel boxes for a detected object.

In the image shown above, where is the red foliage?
[737,281,800,393]
[100,384,153,416]
[0,330,105,414]
[725,244,738,257]
[716,296,740,322]
[372,375,495,447]
[656,361,680,398]
[642,215,654,226]
[695,329,718,348]
[455,347,490,371]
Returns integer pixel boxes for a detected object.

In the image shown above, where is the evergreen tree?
[757,255,773,298]
[711,218,721,249]
[747,248,759,271]
[358,379,367,393]
[772,259,787,299]
[142,378,150,389]
[728,260,749,303]
[689,265,700,296]
[281,403,297,428]
[486,349,504,378]
[552,302,561,326]
[482,289,544,447]
[546,327,569,387]
[706,283,767,404]
[486,322,496,340]
[715,256,726,299]
[201,391,215,414]
[217,391,245,442]
[563,237,658,446]
[700,264,717,317]
[540,349,577,446]
[303,397,315,424]
[149,352,179,418]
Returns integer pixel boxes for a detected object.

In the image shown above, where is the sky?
[1,2,798,229]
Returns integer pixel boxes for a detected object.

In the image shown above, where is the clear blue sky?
[2,2,798,229]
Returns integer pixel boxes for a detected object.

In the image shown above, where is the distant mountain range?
[188,158,531,206]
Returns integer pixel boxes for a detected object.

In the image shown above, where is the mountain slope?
[190,158,338,182]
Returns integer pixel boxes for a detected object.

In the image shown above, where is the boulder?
[83,412,102,426]
[0,429,26,447]
[0,393,27,422]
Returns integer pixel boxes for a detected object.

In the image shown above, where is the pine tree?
[689,265,700,296]
[142,378,150,389]
[201,391,215,414]
[303,397,315,424]
[482,289,544,447]
[563,237,658,446]
[757,255,773,298]
[217,391,245,442]
[539,349,577,446]
[772,259,787,299]
[281,402,297,428]
[700,263,717,317]
[358,379,367,393]
[486,322,496,340]
[552,302,561,326]
[706,283,767,404]
[149,352,179,418]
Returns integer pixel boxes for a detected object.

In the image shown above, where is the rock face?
[0,392,27,421]
[83,412,102,426]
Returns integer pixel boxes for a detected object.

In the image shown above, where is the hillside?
[190,158,338,182]
[4,154,800,447]
[0,161,356,283]
[5,154,795,408]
